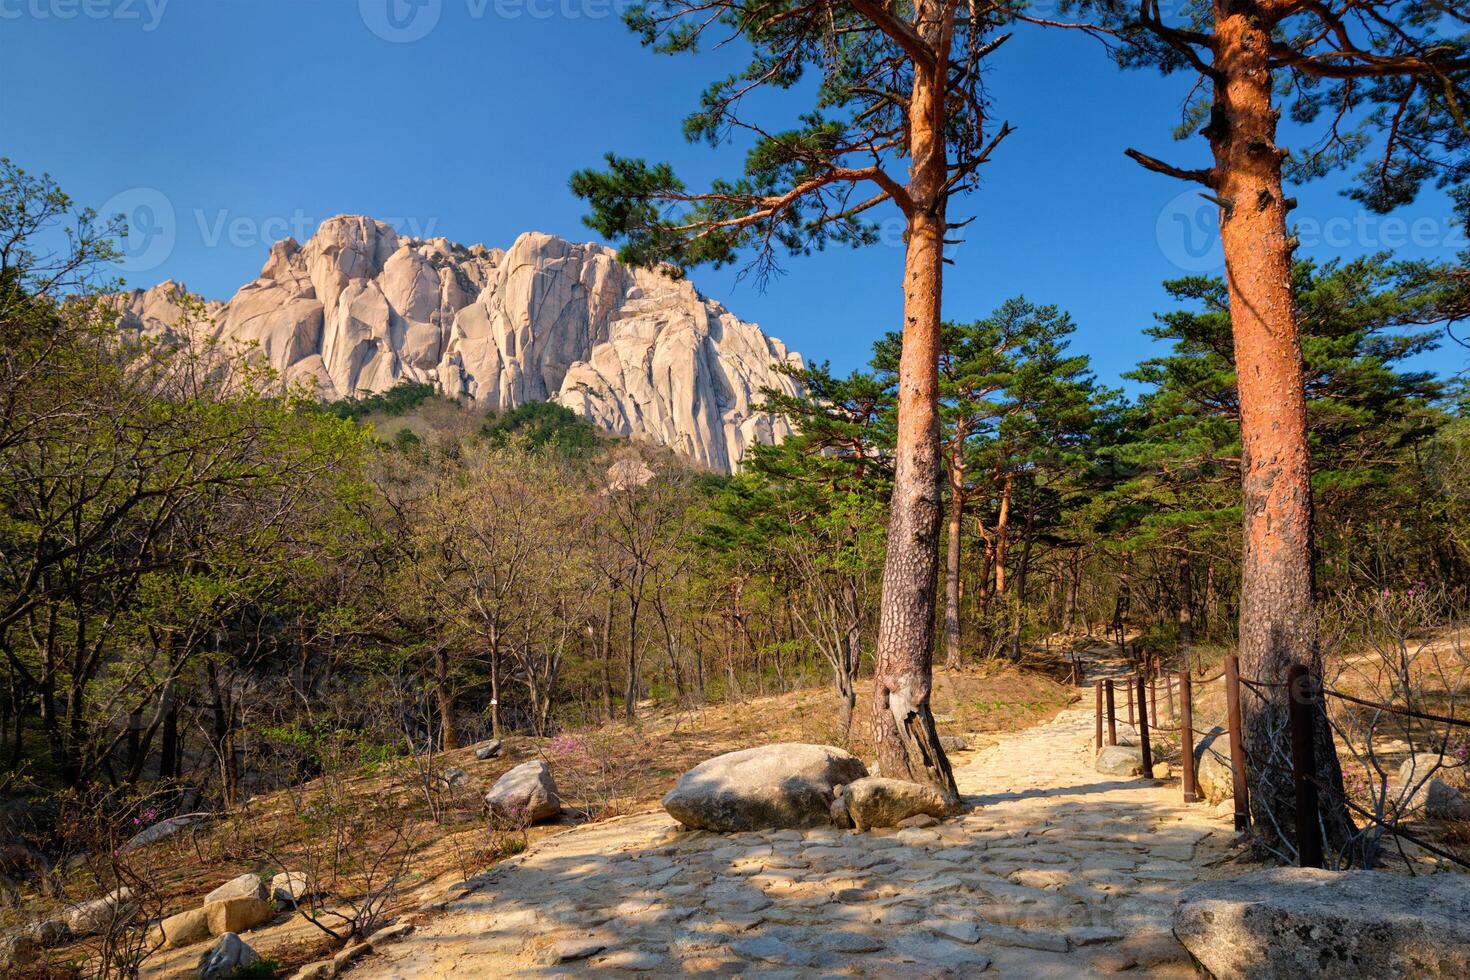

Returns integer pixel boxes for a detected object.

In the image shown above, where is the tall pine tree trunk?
[871,56,957,801]
[1211,0,1354,856]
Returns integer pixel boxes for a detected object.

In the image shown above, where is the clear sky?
[2,0,1462,387]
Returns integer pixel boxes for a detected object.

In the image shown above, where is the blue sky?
[2,0,1463,387]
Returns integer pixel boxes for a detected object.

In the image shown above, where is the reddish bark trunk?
[1211,0,1354,856]
[871,51,958,802]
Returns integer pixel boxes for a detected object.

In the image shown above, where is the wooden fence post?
[1287,664,1325,869]
[1125,680,1134,727]
[1179,670,1197,803]
[1095,681,1104,752]
[1224,653,1250,832]
[1136,672,1153,775]
[1105,679,1117,746]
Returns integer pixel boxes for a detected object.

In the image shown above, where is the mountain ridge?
[114,215,803,472]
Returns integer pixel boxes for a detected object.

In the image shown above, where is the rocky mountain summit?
[114,216,803,472]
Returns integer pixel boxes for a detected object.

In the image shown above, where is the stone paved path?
[356,684,1225,977]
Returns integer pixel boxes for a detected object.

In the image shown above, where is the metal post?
[1288,664,1325,869]
[1105,679,1117,746]
[1136,672,1153,775]
[1179,671,1197,803]
[1095,681,1104,752]
[1224,653,1250,832]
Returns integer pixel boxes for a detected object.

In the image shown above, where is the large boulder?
[843,777,949,830]
[484,760,561,824]
[1095,744,1144,777]
[1174,868,1470,979]
[662,743,868,832]
[1193,726,1234,803]
[197,932,261,980]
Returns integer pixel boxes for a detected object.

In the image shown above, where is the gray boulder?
[662,743,868,832]
[1193,726,1234,803]
[474,738,503,761]
[939,735,970,752]
[1095,744,1144,777]
[1174,867,1470,979]
[843,776,950,830]
[485,760,561,824]
[197,932,261,979]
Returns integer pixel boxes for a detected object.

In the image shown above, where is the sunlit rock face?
[114,216,803,472]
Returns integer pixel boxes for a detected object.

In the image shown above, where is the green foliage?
[324,381,439,421]
[480,401,604,458]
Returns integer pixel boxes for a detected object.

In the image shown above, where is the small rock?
[537,936,608,965]
[939,735,970,752]
[197,932,260,980]
[1095,744,1144,776]
[829,794,853,829]
[205,873,266,905]
[440,766,469,787]
[897,813,940,829]
[844,776,950,830]
[474,738,504,760]
[927,918,982,944]
[485,760,561,824]
[1152,762,1171,779]
[288,960,334,980]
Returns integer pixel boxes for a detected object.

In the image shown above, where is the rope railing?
[1090,646,1470,865]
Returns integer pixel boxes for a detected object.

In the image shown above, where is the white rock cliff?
[114,216,802,472]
